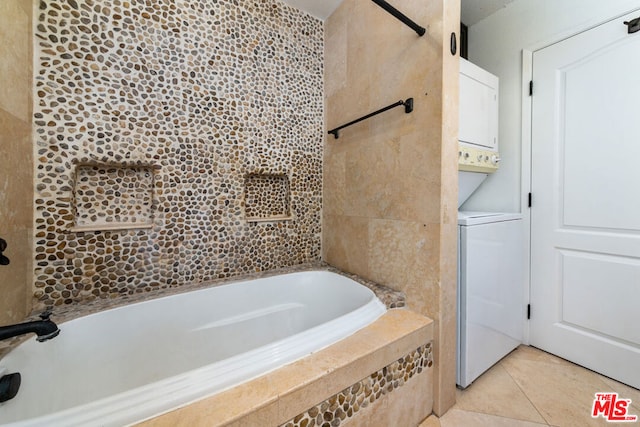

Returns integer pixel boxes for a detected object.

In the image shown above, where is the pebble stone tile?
[73,164,155,228]
[33,0,324,309]
[244,173,291,219]
[280,343,434,427]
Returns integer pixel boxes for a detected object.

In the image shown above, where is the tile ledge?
[69,223,154,232]
[245,215,294,223]
[136,309,434,426]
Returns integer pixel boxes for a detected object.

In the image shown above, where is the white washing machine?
[456,60,524,387]
[456,211,524,388]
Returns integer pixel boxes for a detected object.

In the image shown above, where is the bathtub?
[0,271,386,427]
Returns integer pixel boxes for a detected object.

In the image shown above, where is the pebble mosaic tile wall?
[244,173,291,220]
[73,164,155,229]
[33,0,323,308]
[281,343,433,427]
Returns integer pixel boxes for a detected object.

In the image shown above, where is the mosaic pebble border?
[335,268,406,309]
[33,0,323,309]
[280,343,433,427]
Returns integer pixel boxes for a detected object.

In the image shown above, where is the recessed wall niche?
[71,164,156,231]
[244,174,292,221]
[32,0,323,308]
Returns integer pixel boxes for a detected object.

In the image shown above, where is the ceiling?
[460,0,516,26]
[281,0,516,25]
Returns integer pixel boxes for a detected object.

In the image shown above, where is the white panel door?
[530,10,640,388]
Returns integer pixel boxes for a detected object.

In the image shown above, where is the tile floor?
[420,345,640,427]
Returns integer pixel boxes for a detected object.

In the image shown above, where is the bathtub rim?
[1,263,405,360]
[0,269,387,427]
[136,309,434,427]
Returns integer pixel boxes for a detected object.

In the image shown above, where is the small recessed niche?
[70,164,156,232]
[244,173,292,222]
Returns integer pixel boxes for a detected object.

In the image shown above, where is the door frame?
[520,7,640,346]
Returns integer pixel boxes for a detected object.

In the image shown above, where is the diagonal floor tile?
[597,375,640,414]
[500,346,622,427]
[455,363,546,424]
[426,346,640,427]
[439,408,548,427]
[418,414,441,427]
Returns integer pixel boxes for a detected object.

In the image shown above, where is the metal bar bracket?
[328,98,414,140]
[371,0,426,37]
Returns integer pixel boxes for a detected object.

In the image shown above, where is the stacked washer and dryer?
[456,59,524,388]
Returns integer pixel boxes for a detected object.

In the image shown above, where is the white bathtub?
[0,271,386,427]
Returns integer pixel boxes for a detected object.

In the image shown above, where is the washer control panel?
[458,144,499,173]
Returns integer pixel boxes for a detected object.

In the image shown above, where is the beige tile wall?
[323,0,459,416]
[435,0,461,416]
[0,0,33,324]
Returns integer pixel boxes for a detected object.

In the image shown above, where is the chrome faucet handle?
[39,311,53,321]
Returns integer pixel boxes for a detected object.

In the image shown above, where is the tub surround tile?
[0,110,32,231]
[342,142,400,220]
[323,10,347,102]
[137,374,280,427]
[243,174,291,221]
[0,229,32,327]
[341,367,433,427]
[435,0,462,412]
[283,343,433,427]
[32,0,324,310]
[322,215,371,278]
[322,147,347,216]
[368,220,439,315]
[275,309,432,421]
[0,0,31,121]
[417,0,460,413]
[0,0,33,327]
[332,266,406,309]
[225,406,280,427]
[138,309,433,427]
[45,262,404,320]
[71,164,156,230]
[323,0,460,415]
[0,227,31,334]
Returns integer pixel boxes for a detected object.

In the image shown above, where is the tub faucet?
[0,311,60,342]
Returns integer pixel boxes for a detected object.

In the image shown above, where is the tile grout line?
[498,357,554,426]
[446,407,550,426]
